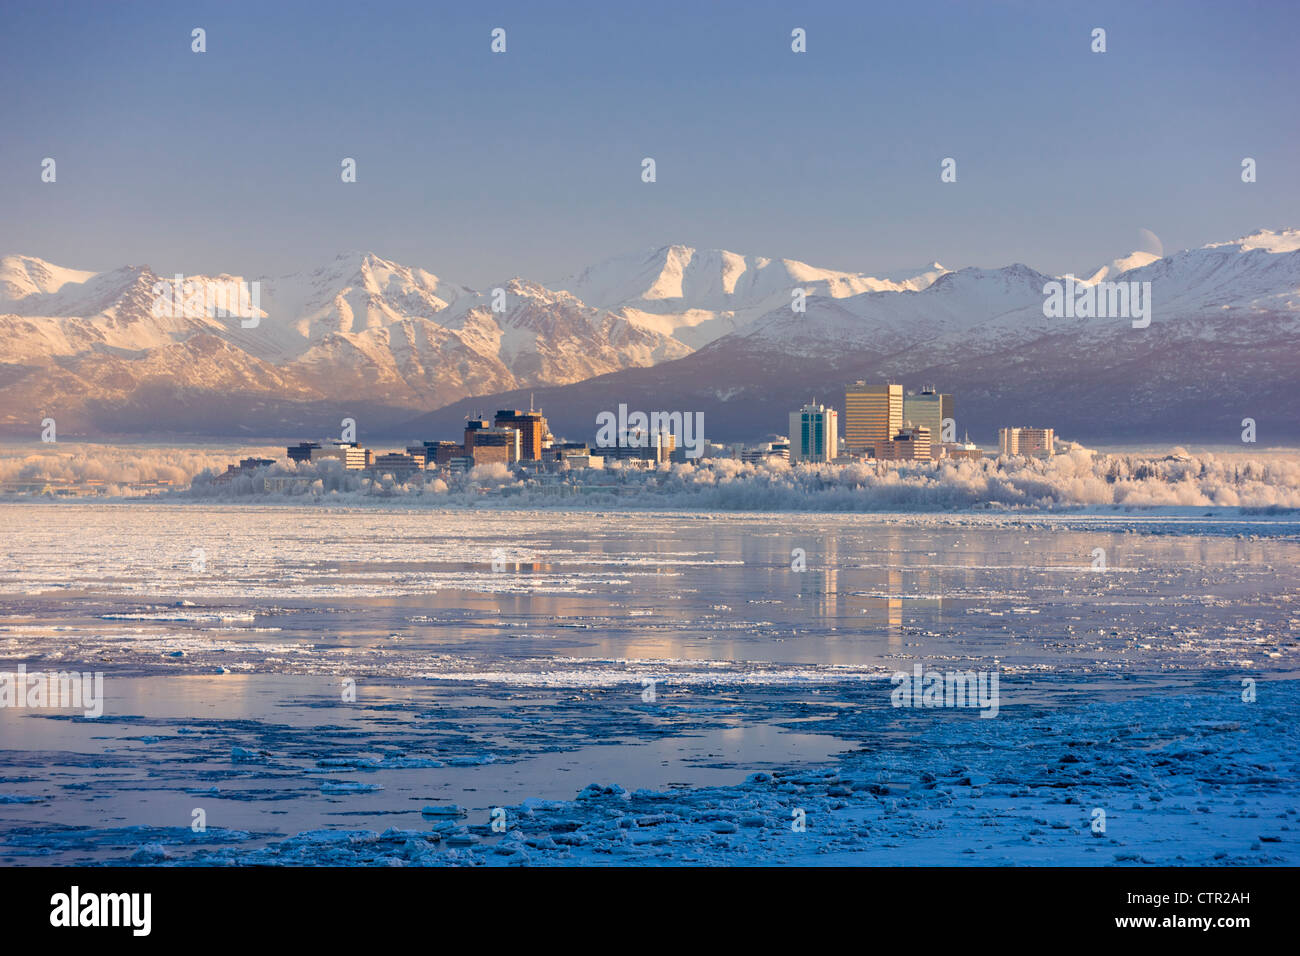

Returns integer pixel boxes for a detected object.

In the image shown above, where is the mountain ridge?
[3,229,1297,441]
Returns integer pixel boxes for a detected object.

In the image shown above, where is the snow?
[549,244,934,349]
[0,255,97,303]
[1079,250,1161,285]
[5,228,1296,432]
[1205,228,1300,255]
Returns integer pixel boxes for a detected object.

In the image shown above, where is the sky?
[1,0,1297,288]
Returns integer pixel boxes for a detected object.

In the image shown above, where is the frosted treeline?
[4,444,1296,510]
[178,448,1300,511]
[0,444,283,491]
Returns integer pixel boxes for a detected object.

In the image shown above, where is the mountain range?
[2,229,1297,444]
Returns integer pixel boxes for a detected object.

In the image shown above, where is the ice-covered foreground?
[1,676,1294,866]
[0,504,1296,865]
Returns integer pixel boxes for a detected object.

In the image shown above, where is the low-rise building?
[939,441,983,460]
[370,452,424,480]
[316,443,369,469]
[875,425,932,462]
[601,430,676,464]
[287,442,321,463]
[739,441,791,464]
[422,441,464,466]
[215,456,277,483]
[288,441,368,469]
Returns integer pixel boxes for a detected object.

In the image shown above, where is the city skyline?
[271,377,1036,477]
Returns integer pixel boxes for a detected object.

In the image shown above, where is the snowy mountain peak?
[1078,251,1162,285]
[0,255,98,305]
[874,262,949,289]
[1206,228,1300,255]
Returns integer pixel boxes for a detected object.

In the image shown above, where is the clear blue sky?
[1,0,1296,287]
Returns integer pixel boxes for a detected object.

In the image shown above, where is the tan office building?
[845,382,902,454]
[998,427,1055,457]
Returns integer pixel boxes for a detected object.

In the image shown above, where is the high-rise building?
[999,427,1055,457]
[902,387,953,445]
[463,417,493,456]
[845,382,902,454]
[467,427,520,465]
[789,403,839,463]
[493,409,548,461]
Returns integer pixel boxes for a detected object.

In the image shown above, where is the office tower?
[902,387,954,444]
[788,402,839,463]
[845,382,902,454]
[467,427,520,465]
[493,409,548,461]
[463,417,491,454]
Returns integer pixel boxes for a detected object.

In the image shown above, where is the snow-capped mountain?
[0,260,260,364]
[252,252,476,359]
[551,244,947,349]
[4,230,1298,440]
[0,255,97,303]
[0,251,694,433]
[404,229,1300,444]
[1080,250,1160,285]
